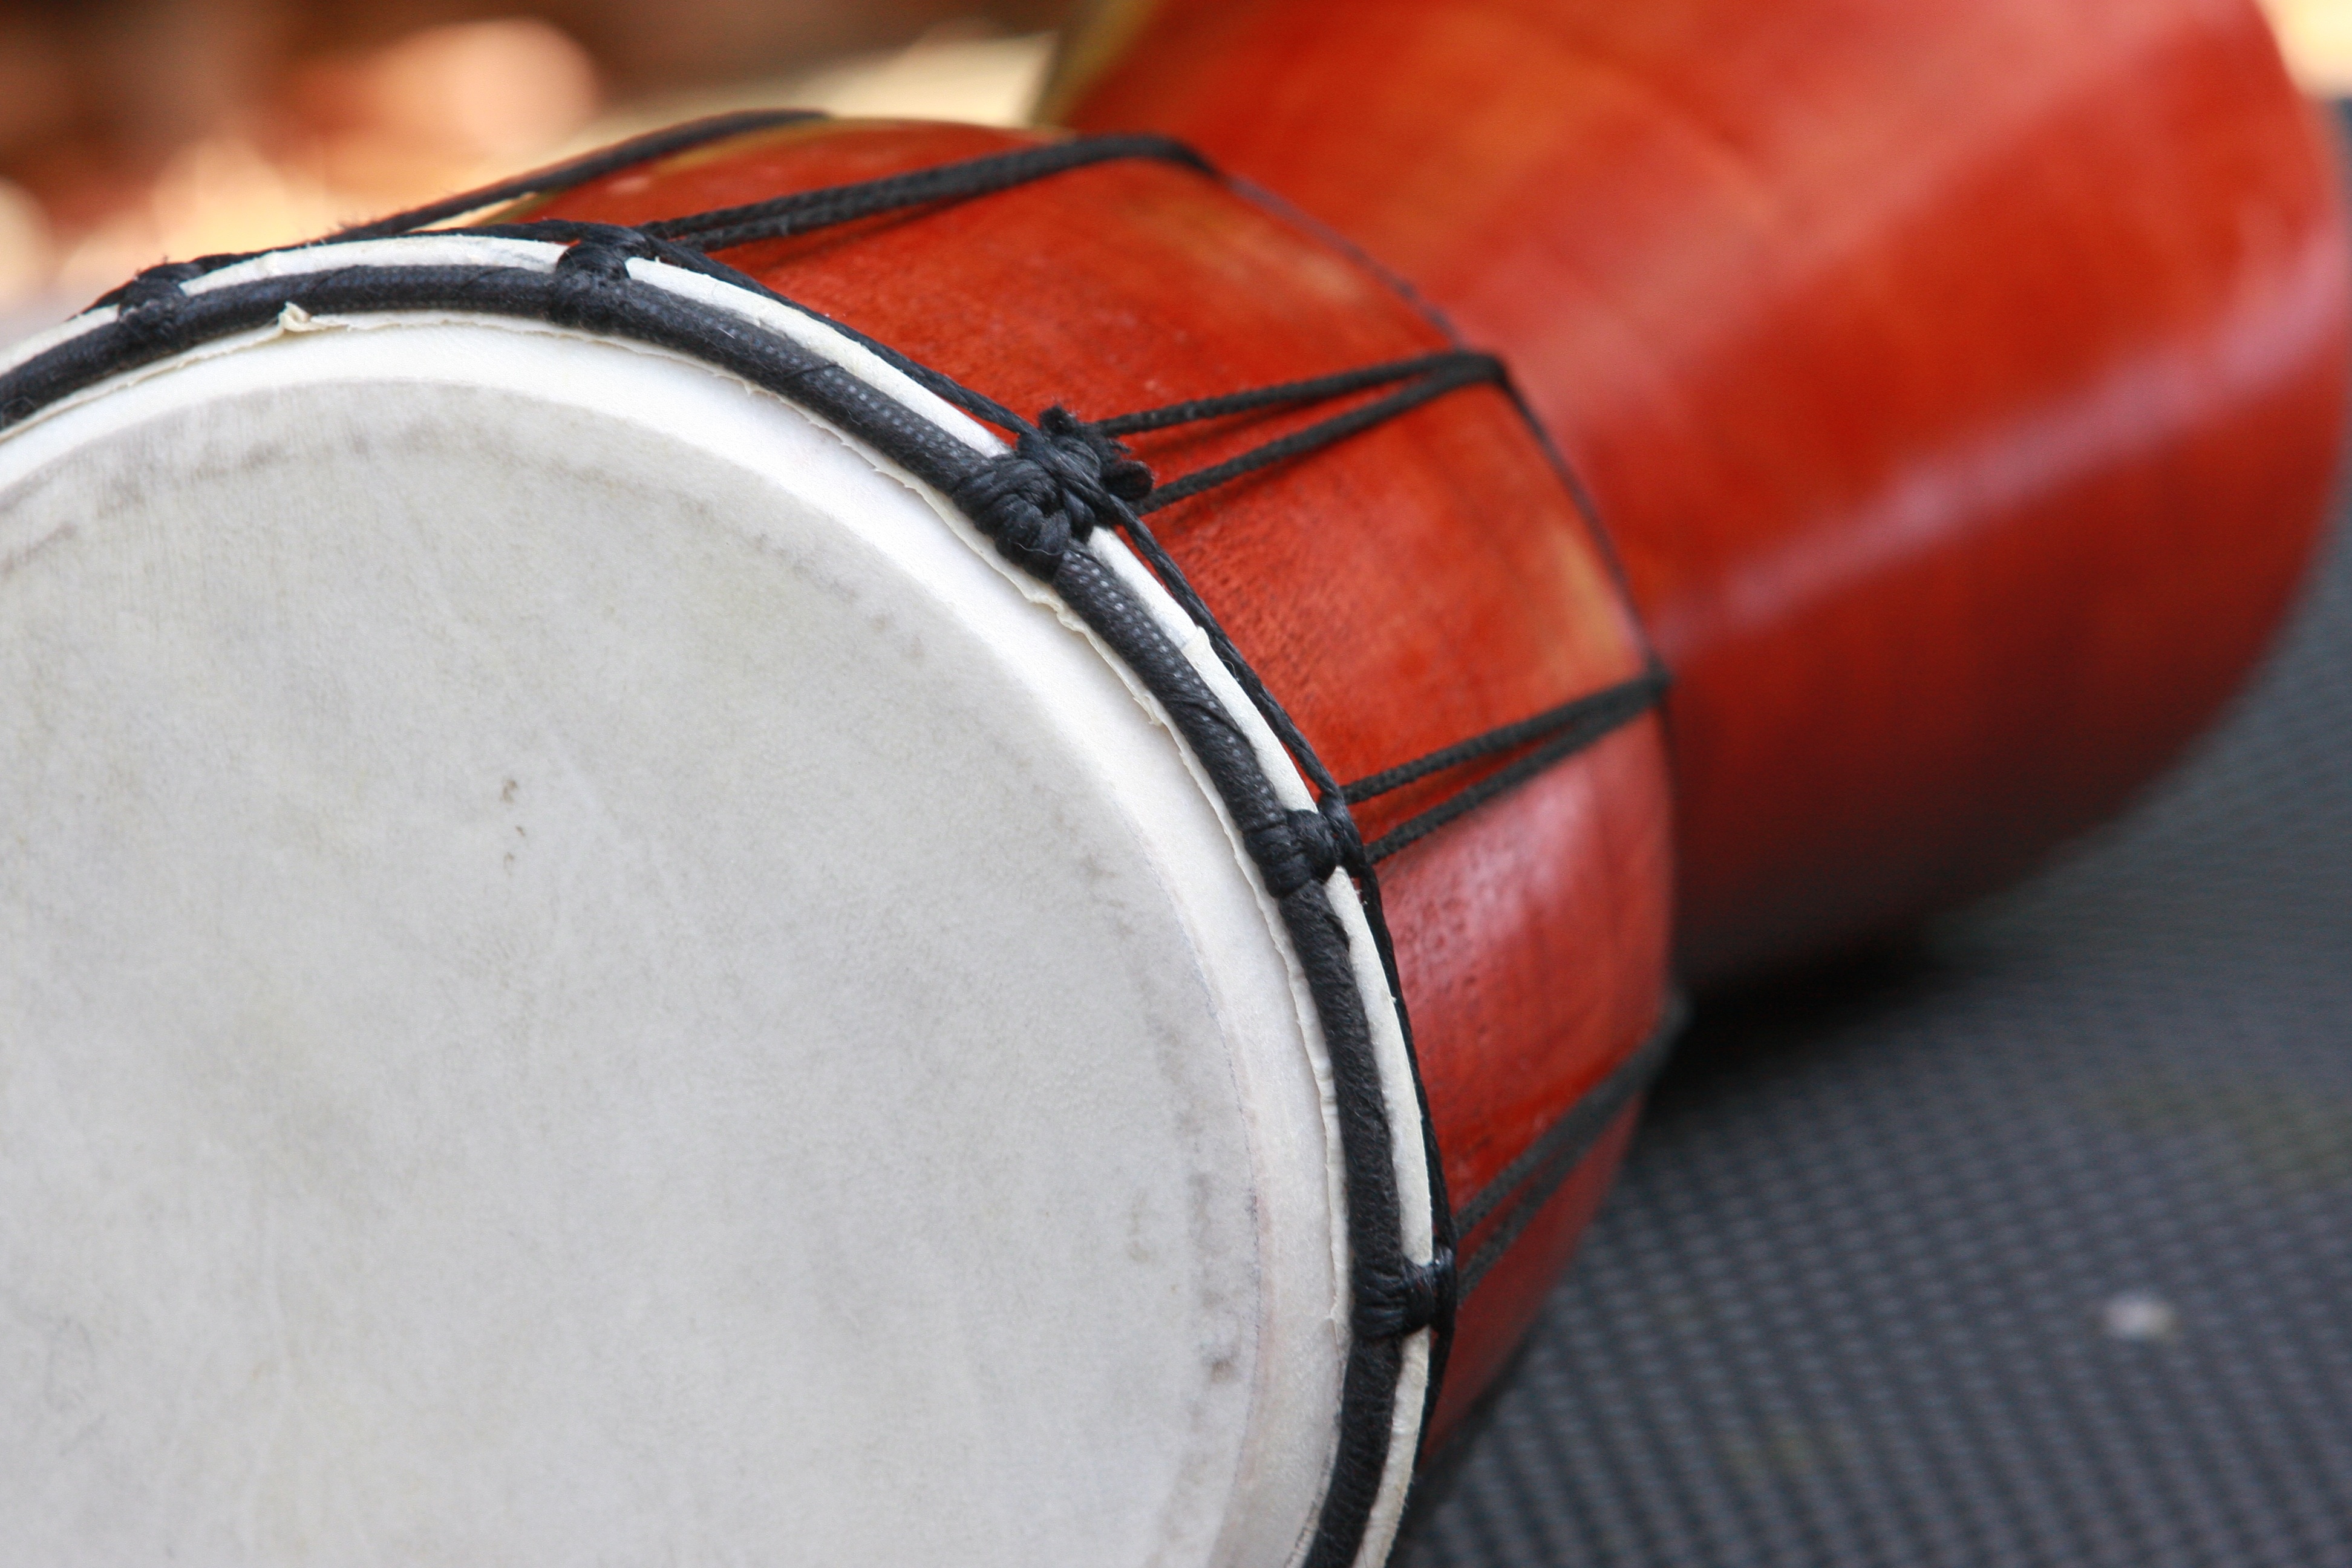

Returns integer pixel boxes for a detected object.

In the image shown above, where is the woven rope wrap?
[949,407,1153,576]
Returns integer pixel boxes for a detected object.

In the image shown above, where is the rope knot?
[549,227,655,333]
[1036,405,1154,506]
[113,261,209,351]
[950,407,1152,579]
[1247,805,1349,898]
[1315,791,1368,877]
[1353,1247,1455,1340]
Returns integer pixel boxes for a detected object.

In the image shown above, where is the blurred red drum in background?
[1056,0,2352,980]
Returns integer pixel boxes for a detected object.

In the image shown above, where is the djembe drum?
[0,117,1668,1567]
[5,5,2345,1564]
[1057,0,2352,979]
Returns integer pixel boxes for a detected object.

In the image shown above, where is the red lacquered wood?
[525,119,1673,1446]
[1059,0,2352,981]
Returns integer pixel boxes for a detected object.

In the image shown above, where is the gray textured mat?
[1400,486,2352,1561]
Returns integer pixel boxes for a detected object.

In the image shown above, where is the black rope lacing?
[1106,350,1502,513]
[1347,661,1670,863]
[13,122,1685,1567]
[54,113,1674,1268]
[96,123,1662,891]
[54,119,1671,1174]
[332,109,831,241]
[945,354,1668,866]
[641,132,1211,251]
[1447,999,1684,1299]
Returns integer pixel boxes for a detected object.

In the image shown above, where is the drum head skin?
[0,302,1389,1564]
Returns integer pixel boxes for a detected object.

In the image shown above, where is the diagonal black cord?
[333,110,825,243]
[1359,668,1665,864]
[644,133,1211,252]
[1453,1001,1684,1298]
[1103,502,1352,804]
[1094,350,1499,436]
[1131,353,1505,515]
[1060,351,1656,869]
[1345,662,1670,805]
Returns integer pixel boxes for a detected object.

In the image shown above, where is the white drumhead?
[0,309,1362,1564]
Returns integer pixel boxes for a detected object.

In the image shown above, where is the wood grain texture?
[525,118,1674,1449]
[1060,0,2352,980]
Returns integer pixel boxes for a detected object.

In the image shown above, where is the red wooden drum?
[0,118,1667,1566]
[1058,0,2352,980]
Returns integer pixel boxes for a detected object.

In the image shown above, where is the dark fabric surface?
[1399,484,2352,1561]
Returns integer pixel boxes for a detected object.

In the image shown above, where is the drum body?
[1057,0,2352,979]
[0,119,1668,1564]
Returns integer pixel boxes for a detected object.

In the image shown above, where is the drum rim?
[0,232,1443,1568]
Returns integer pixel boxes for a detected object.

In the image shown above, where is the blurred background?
[0,0,2345,331]
[0,0,1074,335]
[2,0,2350,340]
